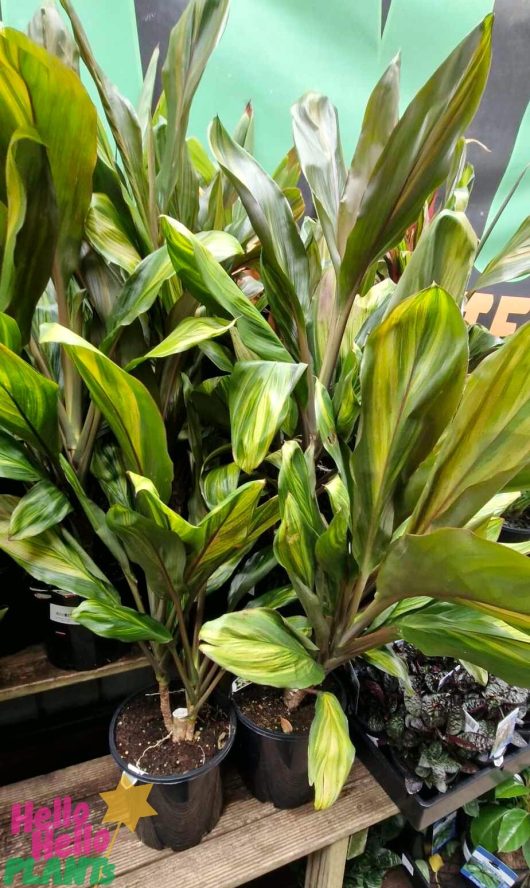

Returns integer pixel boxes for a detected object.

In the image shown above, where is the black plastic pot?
[109,687,237,851]
[37,588,124,671]
[0,559,44,656]
[499,523,530,544]
[348,717,530,830]
[232,676,346,809]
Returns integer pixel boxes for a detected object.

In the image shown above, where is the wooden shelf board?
[1,755,398,888]
[0,644,148,702]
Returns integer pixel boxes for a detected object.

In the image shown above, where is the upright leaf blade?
[200,608,325,688]
[0,342,59,455]
[229,361,306,473]
[339,17,492,303]
[308,692,355,810]
[411,321,530,532]
[351,287,467,570]
[40,324,173,501]
[475,216,530,289]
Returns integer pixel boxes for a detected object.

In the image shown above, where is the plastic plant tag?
[231,677,252,694]
[461,846,518,887]
[432,811,458,853]
[49,603,77,625]
[463,709,482,734]
[490,709,520,763]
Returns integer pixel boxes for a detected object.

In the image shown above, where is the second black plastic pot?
[499,523,530,544]
[232,677,346,809]
[109,687,237,851]
[37,588,125,671]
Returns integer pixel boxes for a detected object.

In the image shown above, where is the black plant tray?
[349,720,530,831]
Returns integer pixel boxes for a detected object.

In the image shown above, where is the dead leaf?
[280,717,293,734]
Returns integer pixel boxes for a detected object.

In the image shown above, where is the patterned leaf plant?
[187,14,530,809]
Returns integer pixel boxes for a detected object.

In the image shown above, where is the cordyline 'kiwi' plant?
[183,14,530,808]
[0,0,286,740]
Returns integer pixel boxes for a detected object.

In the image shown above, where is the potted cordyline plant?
[170,14,530,813]
[0,0,269,670]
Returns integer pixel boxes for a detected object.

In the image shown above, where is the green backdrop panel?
[1,0,143,114]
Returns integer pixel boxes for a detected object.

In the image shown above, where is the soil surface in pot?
[504,510,530,530]
[236,684,315,734]
[115,690,230,777]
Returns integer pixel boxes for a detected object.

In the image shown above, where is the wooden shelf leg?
[304,836,349,888]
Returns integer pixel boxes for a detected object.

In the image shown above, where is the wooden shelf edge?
[0,644,149,703]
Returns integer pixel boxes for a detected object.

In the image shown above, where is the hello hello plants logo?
[3,775,156,885]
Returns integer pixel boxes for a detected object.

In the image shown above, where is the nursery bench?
[0,754,398,888]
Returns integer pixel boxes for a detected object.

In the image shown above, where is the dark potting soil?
[504,511,530,530]
[235,684,315,735]
[114,690,230,777]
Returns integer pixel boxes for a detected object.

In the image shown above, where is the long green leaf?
[291,92,346,269]
[497,810,530,853]
[351,287,467,571]
[0,342,59,455]
[410,321,530,532]
[210,116,310,317]
[337,57,400,254]
[9,479,71,540]
[126,316,235,370]
[73,599,172,644]
[103,247,174,347]
[0,431,42,481]
[161,216,291,362]
[200,607,325,689]
[107,505,186,602]
[85,193,141,274]
[40,324,173,501]
[157,0,229,213]
[0,494,117,600]
[0,127,58,342]
[339,17,492,304]
[384,210,477,313]
[0,25,97,280]
[308,691,355,810]
[475,216,530,290]
[397,602,530,690]
[229,361,306,472]
[378,528,530,634]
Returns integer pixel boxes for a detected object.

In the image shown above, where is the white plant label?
[49,603,76,626]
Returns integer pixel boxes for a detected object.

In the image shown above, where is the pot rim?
[232,676,346,742]
[109,685,237,785]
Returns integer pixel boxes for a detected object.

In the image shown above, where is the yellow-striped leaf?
[73,599,172,644]
[85,193,141,274]
[474,216,530,290]
[199,607,325,689]
[0,26,97,281]
[0,342,59,455]
[40,324,173,502]
[126,316,235,370]
[396,601,530,689]
[0,431,42,482]
[339,17,492,304]
[385,210,477,312]
[229,361,306,473]
[103,247,174,347]
[351,286,468,571]
[378,528,530,635]
[308,692,355,810]
[9,480,71,540]
[162,216,291,362]
[0,494,117,601]
[410,321,530,532]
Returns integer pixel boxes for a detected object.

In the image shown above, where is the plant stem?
[75,403,101,481]
[283,688,309,711]
[338,596,395,650]
[319,279,361,391]
[168,644,196,705]
[297,324,317,448]
[476,162,530,260]
[193,666,225,714]
[158,679,174,736]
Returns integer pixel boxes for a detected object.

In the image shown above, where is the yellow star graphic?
[99,773,157,833]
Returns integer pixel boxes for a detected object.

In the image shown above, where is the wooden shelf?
[0,644,148,703]
[0,756,398,888]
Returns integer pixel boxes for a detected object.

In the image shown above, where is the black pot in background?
[232,676,346,810]
[109,688,237,851]
[499,523,530,544]
[37,588,125,671]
